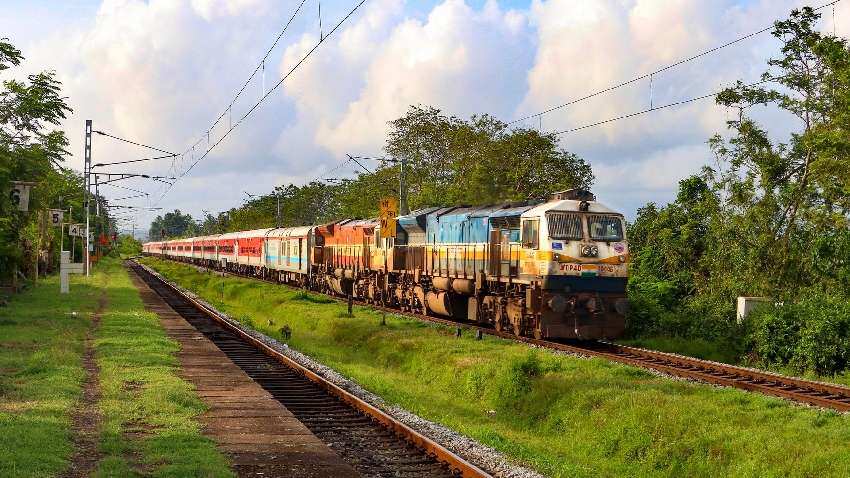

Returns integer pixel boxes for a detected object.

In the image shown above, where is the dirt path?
[60,295,106,478]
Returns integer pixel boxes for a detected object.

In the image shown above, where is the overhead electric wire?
[552,77,774,135]
[155,0,367,205]
[346,154,372,174]
[93,130,177,156]
[193,0,308,148]
[509,0,843,127]
[102,183,148,195]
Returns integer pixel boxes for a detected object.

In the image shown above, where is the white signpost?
[68,223,86,237]
[60,251,85,294]
[10,181,36,212]
[49,209,64,227]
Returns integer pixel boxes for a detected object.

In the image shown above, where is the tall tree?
[0,38,79,281]
[626,8,850,372]
[148,210,196,239]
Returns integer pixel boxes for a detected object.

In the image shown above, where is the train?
[143,189,629,340]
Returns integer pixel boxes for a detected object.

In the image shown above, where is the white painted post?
[60,251,85,294]
[737,297,771,323]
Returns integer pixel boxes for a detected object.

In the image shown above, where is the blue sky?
[2,0,847,234]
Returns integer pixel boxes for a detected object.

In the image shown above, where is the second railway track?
[131,262,491,478]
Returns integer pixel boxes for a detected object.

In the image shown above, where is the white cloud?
[6,0,850,231]
[278,0,533,157]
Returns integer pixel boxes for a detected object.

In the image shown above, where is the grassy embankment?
[0,259,232,477]
[141,257,850,478]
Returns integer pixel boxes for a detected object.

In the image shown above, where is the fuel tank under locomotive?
[426,275,627,340]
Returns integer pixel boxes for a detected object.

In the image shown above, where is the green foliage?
[92,259,232,477]
[184,106,593,233]
[0,259,94,477]
[748,290,850,375]
[386,106,594,208]
[0,39,106,281]
[148,209,197,240]
[112,234,142,257]
[626,8,850,375]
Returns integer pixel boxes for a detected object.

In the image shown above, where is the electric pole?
[84,120,92,276]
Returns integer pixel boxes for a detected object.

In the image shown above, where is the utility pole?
[84,120,92,276]
[399,155,408,215]
[276,192,281,228]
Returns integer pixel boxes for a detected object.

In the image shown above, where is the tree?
[148,210,196,239]
[159,106,595,234]
[626,8,850,373]
[0,38,83,283]
[385,106,594,209]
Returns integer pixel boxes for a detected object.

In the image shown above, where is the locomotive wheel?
[533,326,544,340]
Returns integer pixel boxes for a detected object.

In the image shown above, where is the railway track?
[130,262,491,478]
[142,257,850,413]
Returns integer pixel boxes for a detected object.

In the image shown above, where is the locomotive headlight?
[619,254,626,263]
[581,245,598,257]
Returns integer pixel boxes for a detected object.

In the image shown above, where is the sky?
[2,0,849,236]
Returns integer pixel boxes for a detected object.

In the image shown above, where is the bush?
[747,289,850,375]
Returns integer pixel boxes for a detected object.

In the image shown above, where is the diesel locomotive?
[143,189,628,340]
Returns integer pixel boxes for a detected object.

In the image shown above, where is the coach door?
[297,238,303,269]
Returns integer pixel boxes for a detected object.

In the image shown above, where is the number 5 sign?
[49,209,64,227]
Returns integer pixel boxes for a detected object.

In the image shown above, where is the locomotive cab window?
[588,215,624,241]
[546,212,583,240]
[521,219,539,249]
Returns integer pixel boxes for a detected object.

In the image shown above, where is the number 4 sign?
[68,224,86,237]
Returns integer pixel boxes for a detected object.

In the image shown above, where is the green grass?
[0,267,96,477]
[141,257,850,478]
[92,258,232,477]
[0,259,232,477]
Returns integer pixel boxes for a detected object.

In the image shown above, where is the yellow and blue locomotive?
[144,189,628,340]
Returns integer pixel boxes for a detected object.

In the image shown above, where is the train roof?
[525,199,621,216]
[266,225,313,237]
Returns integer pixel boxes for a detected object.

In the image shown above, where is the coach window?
[521,219,539,249]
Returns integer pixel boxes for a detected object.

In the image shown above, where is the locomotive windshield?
[546,212,583,240]
[587,214,624,241]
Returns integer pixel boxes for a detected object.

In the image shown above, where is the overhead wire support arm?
[101,183,148,195]
[91,153,178,168]
[346,154,372,174]
[92,130,177,156]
